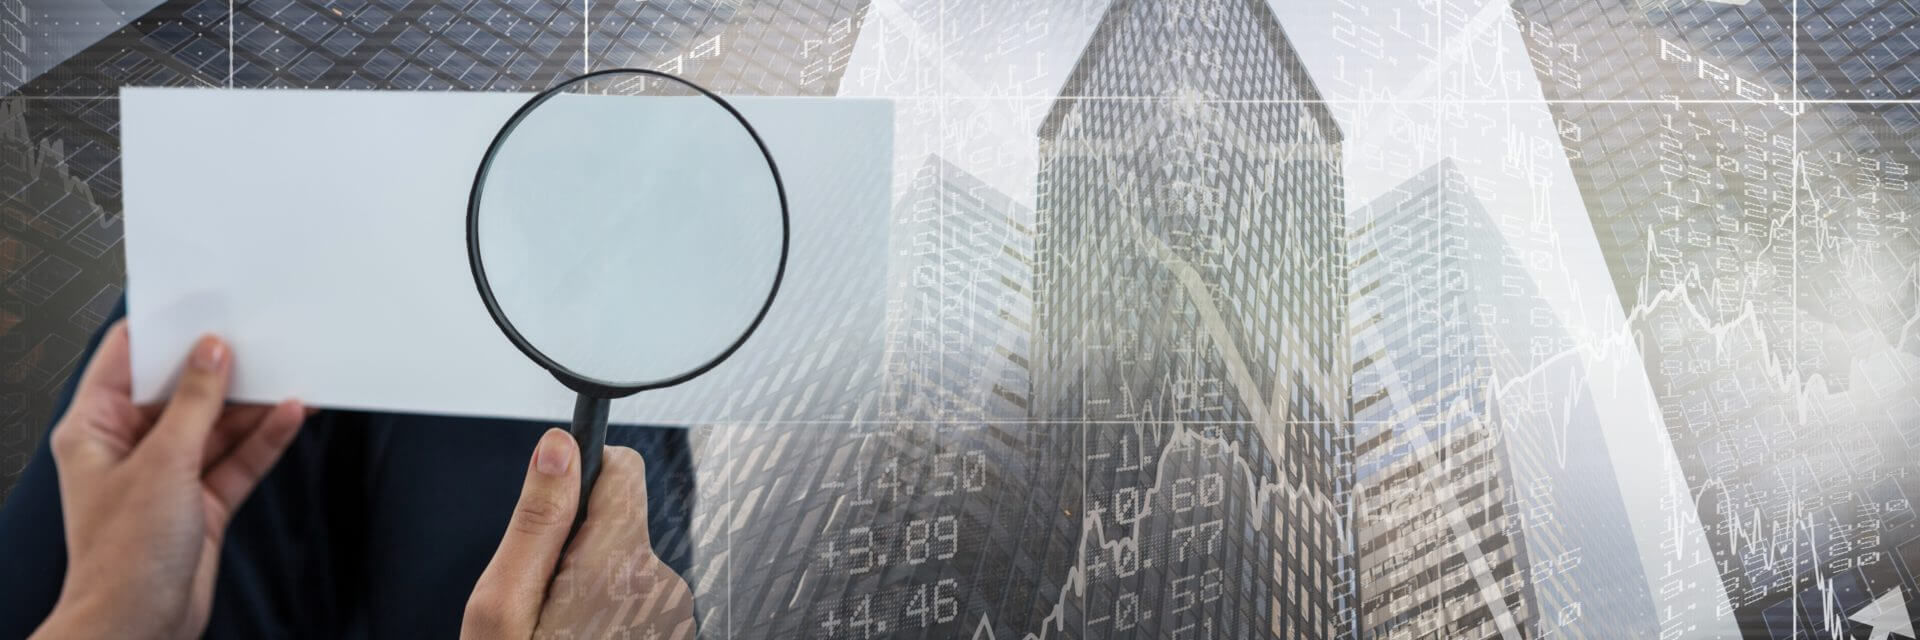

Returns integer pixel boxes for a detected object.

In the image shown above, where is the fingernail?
[536,430,572,476]
[282,399,308,423]
[268,400,305,443]
[191,335,227,371]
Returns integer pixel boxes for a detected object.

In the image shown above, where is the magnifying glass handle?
[566,393,610,544]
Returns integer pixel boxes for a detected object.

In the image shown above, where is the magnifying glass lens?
[472,71,785,388]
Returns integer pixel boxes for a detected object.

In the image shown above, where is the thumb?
[140,334,232,468]
[464,428,580,639]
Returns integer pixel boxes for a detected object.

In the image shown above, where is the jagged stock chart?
[4,0,1919,638]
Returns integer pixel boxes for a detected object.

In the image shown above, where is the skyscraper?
[696,156,1084,640]
[0,1,21,92]
[1349,160,1659,639]
[1510,0,1920,635]
[1348,161,1538,640]
[880,156,1036,424]
[1035,0,1353,636]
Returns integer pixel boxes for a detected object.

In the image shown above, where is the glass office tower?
[698,155,1083,639]
[1035,0,1354,637]
[881,156,1037,425]
[1349,160,1659,639]
[1348,161,1538,640]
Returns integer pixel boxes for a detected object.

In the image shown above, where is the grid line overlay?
[4,0,1920,638]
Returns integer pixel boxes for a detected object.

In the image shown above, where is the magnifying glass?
[467,68,789,533]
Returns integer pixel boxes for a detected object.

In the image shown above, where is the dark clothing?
[0,302,695,638]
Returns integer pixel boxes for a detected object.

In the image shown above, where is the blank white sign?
[121,88,893,425]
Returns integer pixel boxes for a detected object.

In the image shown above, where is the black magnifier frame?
[466,67,791,535]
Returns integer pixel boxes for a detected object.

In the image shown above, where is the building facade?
[1348,162,1537,640]
[1035,0,1354,636]
[880,156,1036,425]
[697,155,1084,639]
[1349,161,1661,639]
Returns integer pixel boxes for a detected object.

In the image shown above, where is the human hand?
[31,321,307,640]
[462,429,695,640]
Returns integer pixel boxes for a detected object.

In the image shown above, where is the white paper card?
[122,88,893,425]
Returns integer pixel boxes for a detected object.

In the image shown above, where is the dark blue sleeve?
[0,300,122,637]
